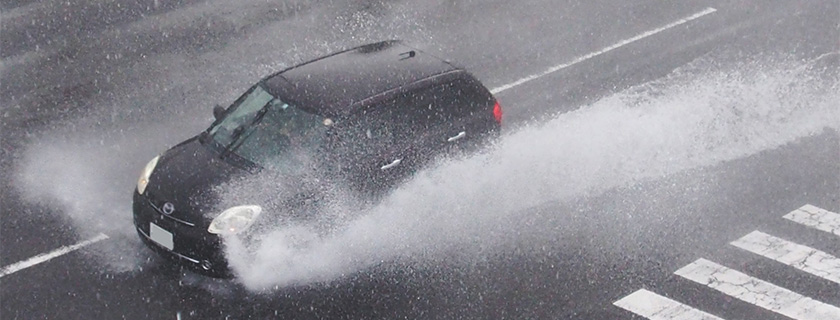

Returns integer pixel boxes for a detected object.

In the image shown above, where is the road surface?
[1,0,838,318]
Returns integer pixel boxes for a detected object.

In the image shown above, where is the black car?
[133,41,502,277]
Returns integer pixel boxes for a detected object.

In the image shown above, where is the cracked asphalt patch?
[731,231,840,285]
[784,205,840,237]
[616,205,840,320]
[675,258,840,320]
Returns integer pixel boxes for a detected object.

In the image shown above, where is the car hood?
[143,137,249,225]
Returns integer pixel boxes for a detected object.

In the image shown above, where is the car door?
[333,99,419,191]
[401,77,496,160]
[433,77,498,154]
[385,87,449,167]
[350,87,456,189]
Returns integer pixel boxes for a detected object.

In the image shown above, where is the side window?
[360,110,396,150]
[336,77,494,157]
[333,106,397,159]
[391,78,493,133]
[388,90,441,138]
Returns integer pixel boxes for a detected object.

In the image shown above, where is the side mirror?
[213,104,225,120]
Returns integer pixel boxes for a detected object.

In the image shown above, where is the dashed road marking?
[613,289,726,320]
[490,7,718,94]
[0,233,109,278]
[784,204,840,237]
[731,230,840,285]
[675,258,840,320]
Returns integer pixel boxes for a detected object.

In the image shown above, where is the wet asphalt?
[1,0,838,319]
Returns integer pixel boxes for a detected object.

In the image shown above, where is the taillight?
[492,101,503,124]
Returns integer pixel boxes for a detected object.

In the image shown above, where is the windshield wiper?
[220,107,271,157]
[221,124,248,157]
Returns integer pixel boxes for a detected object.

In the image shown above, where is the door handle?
[380,158,402,170]
[447,131,466,142]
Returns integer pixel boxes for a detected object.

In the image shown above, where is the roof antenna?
[399,50,416,60]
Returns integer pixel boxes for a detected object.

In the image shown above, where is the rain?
[2,0,838,318]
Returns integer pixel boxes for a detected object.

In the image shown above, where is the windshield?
[208,85,330,171]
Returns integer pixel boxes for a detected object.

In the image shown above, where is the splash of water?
[219,54,839,290]
[8,0,430,274]
[12,120,191,272]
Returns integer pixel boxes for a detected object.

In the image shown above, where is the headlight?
[208,205,262,235]
[136,155,160,195]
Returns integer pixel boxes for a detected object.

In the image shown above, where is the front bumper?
[132,191,232,278]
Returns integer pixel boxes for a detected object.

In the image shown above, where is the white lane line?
[0,233,109,278]
[675,258,840,320]
[490,7,718,94]
[784,204,840,237]
[732,231,840,285]
[614,289,726,320]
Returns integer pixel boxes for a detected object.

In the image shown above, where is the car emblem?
[162,202,175,215]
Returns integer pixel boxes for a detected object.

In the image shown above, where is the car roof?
[263,41,459,117]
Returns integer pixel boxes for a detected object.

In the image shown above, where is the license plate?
[149,222,174,251]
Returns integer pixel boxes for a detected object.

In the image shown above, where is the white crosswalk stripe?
[731,231,840,285]
[615,205,840,319]
[675,258,840,320]
[783,204,840,237]
[613,289,725,320]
